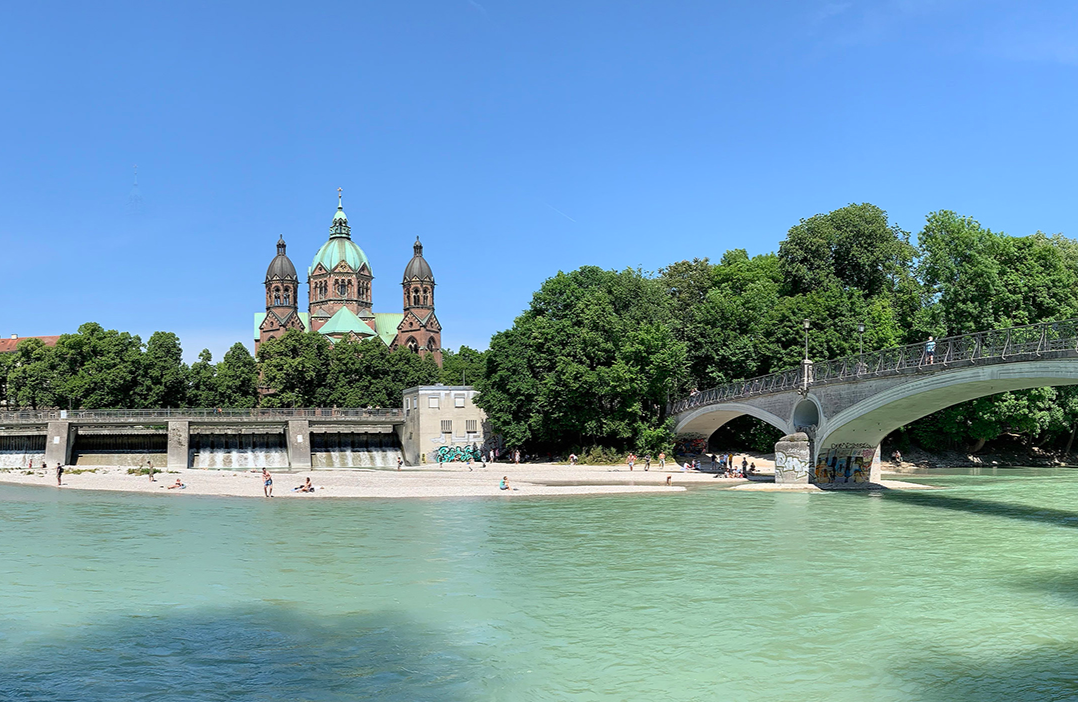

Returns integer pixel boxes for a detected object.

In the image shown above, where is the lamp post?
[857,322,865,356]
[801,319,812,395]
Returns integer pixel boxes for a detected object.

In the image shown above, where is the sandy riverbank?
[0,460,932,499]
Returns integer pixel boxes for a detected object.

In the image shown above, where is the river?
[2,468,1077,700]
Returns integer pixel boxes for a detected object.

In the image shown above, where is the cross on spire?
[337,187,342,208]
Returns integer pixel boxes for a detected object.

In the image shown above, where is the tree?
[476,266,686,454]
[440,346,487,386]
[5,338,54,409]
[49,323,144,409]
[215,343,259,408]
[778,203,914,297]
[188,349,218,408]
[258,330,333,407]
[137,332,188,408]
[325,337,439,408]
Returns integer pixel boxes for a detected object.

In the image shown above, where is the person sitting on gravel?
[294,477,314,493]
[167,479,185,490]
[499,476,510,491]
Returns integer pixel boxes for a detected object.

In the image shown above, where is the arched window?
[273,287,281,306]
[406,337,419,353]
[412,287,420,306]
[422,287,429,306]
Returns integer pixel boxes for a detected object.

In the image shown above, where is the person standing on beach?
[262,468,273,498]
[644,454,651,471]
[397,456,403,471]
[55,463,63,486]
[658,452,665,469]
[627,453,635,472]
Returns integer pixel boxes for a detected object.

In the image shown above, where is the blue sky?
[2,1,1077,361]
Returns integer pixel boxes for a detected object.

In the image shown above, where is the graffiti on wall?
[814,445,875,484]
[435,444,482,463]
[775,450,809,482]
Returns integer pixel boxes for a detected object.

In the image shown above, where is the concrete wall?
[43,421,72,466]
[402,385,488,465]
[167,421,190,469]
[287,420,312,469]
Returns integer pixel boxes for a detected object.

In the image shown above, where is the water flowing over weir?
[313,432,403,468]
[189,434,289,469]
[0,435,46,467]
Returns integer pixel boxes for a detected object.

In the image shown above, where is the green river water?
[3,467,1078,700]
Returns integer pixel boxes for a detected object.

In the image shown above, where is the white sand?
[0,456,931,499]
[0,462,747,499]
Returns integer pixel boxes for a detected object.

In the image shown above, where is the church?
[254,191,442,365]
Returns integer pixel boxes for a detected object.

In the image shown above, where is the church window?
[273,288,281,306]
[284,290,290,305]
[406,337,419,353]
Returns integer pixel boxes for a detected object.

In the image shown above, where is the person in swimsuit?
[56,463,63,486]
[499,476,509,490]
[293,477,313,493]
[167,479,185,490]
[262,468,273,497]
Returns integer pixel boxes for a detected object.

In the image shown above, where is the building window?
[454,397,465,408]
[428,396,439,409]
[466,419,477,433]
[440,420,452,433]
[404,398,410,410]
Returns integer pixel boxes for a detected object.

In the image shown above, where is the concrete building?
[402,385,489,465]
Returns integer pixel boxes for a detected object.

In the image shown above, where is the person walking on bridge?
[925,336,936,365]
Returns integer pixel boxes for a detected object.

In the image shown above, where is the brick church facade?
[254,192,442,365]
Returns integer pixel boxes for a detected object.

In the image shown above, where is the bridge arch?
[818,359,1078,449]
[673,402,791,440]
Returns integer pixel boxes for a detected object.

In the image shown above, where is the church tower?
[307,189,375,333]
[395,237,442,365]
[257,236,305,354]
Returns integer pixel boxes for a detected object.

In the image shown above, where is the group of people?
[708,453,753,478]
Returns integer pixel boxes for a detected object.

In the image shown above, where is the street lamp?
[857,322,865,356]
[803,319,811,361]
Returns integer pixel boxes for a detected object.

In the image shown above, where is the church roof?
[253,312,309,341]
[402,237,434,282]
[373,313,404,346]
[266,237,298,281]
[319,307,376,337]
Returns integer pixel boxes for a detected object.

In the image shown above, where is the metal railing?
[0,407,405,423]
[669,317,1078,414]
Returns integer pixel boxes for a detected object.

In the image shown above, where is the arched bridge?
[669,318,1078,485]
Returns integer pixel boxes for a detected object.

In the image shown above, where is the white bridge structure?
[669,319,1078,484]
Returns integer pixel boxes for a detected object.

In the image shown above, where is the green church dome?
[309,196,372,275]
[311,237,370,274]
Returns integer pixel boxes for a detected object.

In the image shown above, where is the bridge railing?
[670,317,1078,414]
[0,407,405,423]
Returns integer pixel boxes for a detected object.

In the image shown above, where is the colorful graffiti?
[435,444,482,463]
[814,445,876,484]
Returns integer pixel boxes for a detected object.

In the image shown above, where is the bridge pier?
[167,421,189,469]
[44,421,72,466]
[287,420,311,469]
[774,432,811,484]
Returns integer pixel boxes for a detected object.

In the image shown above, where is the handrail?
[0,407,405,423]
[669,317,1078,414]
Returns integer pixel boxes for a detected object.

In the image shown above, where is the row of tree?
[6,203,1077,457]
[472,204,1078,455]
[0,323,482,411]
